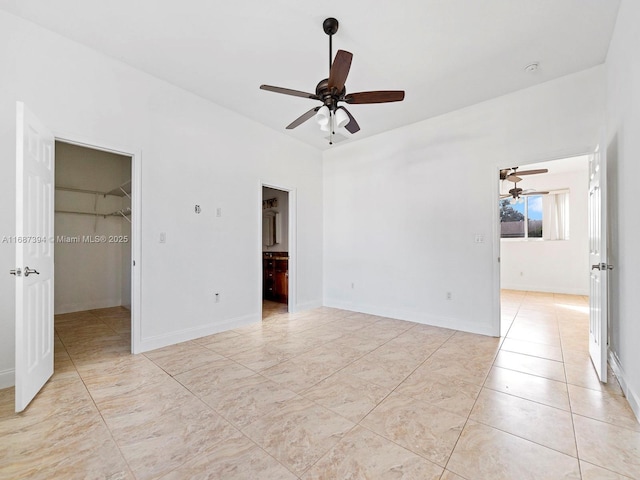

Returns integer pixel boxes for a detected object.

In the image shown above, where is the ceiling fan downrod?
[323,17,339,75]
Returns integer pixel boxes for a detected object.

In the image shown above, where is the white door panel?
[15,102,55,412]
[588,139,609,383]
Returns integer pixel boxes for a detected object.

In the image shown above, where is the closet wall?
[54,142,131,314]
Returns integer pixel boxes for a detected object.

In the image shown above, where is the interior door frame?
[53,133,142,353]
[492,148,593,337]
[259,181,297,314]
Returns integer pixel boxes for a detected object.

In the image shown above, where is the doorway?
[498,155,590,336]
[54,141,135,351]
[261,185,292,319]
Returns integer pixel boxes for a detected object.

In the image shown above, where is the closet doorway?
[261,185,293,318]
[54,141,133,348]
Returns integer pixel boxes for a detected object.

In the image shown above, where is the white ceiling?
[1,0,621,151]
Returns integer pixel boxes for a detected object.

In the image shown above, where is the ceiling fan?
[260,17,405,144]
[500,183,549,200]
[499,166,549,183]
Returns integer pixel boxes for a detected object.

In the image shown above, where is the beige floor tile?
[103,383,238,479]
[5,296,637,479]
[507,324,561,347]
[261,345,358,392]
[81,356,169,404]
[361,392,466,467]
[302,425,443,480]
[440,470,467,480]
[1,407,131,480]
[500,337,563,362]
[395,369,481,417]
[470,388,577,456]
[573,414,640,478]
[173,358,255,397]
[227,343,293,371]
[199,373,298,428]
[160,433,297,479]
[485,366,570,410]
[340,348,423,389]
[242,396,355,476]
[447,421,580,479]
[417,350,493,387]
[568,384,640,432]
[302,371,391,423]
[493,350,566,382]
[564,361,624,396]
[580,461,634,479]
[144,341,228,376]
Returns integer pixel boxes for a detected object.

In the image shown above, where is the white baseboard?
[137,312,260,353]
[323,299,495,337]
[293,300,322,314]
[55,298,123,315]
[499,284,589,296]
[0,368,14,389]
[608,350,640,424]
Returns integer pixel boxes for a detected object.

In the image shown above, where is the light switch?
[474,234,485,244]
[160,232,166,243]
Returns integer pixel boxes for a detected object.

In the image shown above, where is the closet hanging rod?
[56,186,110,196]
[55,209,130,219]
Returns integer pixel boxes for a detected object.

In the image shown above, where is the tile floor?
[1,293,639,479]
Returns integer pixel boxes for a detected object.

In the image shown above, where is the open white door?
[13,102,55,412]
[588,140,610,383]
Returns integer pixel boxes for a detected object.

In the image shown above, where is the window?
[499,192,570,240]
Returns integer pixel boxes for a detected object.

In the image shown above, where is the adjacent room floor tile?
[447,421,581,479]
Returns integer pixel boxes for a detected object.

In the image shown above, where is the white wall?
[323,66,605,336]
[262,186,289,253]
[54,142,131,314]
[500,165,589,295]
[605,0,640,420]
[0,11,323,387]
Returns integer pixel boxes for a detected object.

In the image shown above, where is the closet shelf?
[56,180,131,198]
[55,207,131,222]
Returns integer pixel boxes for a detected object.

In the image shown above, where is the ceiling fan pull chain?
[329,111,333,145]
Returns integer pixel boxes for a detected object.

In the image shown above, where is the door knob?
[9,268,22,276]
[592,263,614,271]
[24,267,40,277]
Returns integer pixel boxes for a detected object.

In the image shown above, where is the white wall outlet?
[446,292,452,300]
[159,232,166,243]
[351,282,355,289]
[216,207,222,217]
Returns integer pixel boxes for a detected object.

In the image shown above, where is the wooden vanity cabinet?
[263,253,288,304]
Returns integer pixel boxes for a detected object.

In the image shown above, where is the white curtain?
[542,192,570,240]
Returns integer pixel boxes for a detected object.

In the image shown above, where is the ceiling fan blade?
[506,174,522,183]
[260,85,319,100]
[345,90,405,104]
[516,168,549,176]
[522,191,550,195]
[286,107,320,129]
[340,107,360,134]
[328,50,353,92]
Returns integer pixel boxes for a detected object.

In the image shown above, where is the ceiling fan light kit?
[260,17,405,145]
